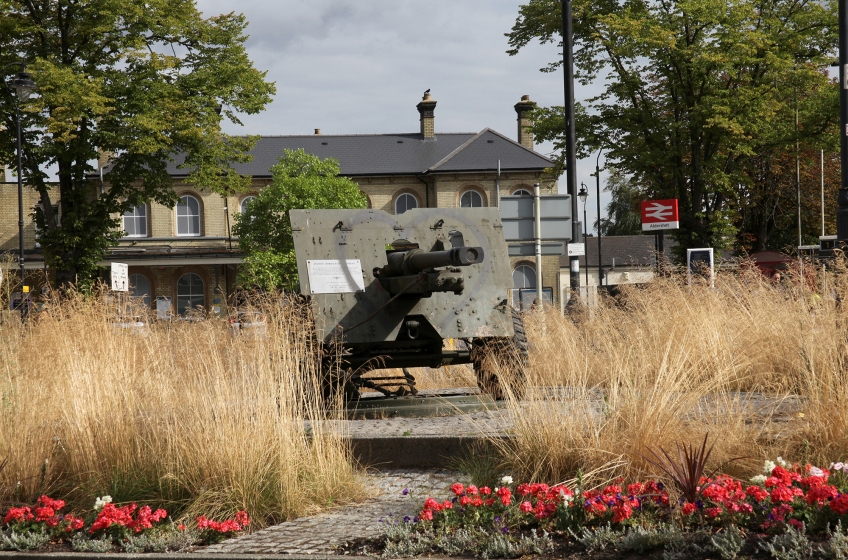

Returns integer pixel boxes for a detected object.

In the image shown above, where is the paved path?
[196,469,466,556]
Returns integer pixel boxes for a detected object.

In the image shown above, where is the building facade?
[2,94,559,316]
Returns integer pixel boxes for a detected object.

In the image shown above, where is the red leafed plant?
[89,503,168,536]
[196,510,250,544]
[642,433,723,503]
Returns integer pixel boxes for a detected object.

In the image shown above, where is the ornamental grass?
[498,257,848,488]
[0,291,364,529]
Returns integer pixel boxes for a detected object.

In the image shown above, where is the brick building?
[1,94,558,316]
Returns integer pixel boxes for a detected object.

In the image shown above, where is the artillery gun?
[290,207,528,400]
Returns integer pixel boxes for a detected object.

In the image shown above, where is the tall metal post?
[15,100,24,302]
[533,182,543,305]
[595,151,603,287]
[561,0,580,300]
[838,0,848,240]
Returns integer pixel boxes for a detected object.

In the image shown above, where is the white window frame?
[123,205,148,238]
[176,273,205,316]
[240,195,256,214]
[460,190,484,208]
[513,189,532,196]
[395,192,419,215]
[176,195,201,237]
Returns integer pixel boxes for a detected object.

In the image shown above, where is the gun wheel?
[470,306,529,400]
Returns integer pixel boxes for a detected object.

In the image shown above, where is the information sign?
[111,262,128,292]
[307,259,366,294]
[641,199,680,231]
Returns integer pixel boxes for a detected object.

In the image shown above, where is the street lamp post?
[594,146,604,288]
[4,63,36,319]
[578,184,588,290]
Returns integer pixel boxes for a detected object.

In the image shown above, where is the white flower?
[500,476,513,485]
[777,457,788,467]
[809,466,825,478]
[832,462,845,472]
[750,474,767,485]
[763,460,776,474]
[94,495,112,511]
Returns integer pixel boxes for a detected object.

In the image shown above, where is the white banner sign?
[111,262,129,292]
[307,259,366,294]
[567,243,585,257]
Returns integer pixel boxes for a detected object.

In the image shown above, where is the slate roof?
[559,234,678,268]
[164,128,553,178]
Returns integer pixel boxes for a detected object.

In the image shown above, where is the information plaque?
[306,259,366,294]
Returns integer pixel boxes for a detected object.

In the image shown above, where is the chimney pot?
[416,94,437,139]
[514,95,537,150]
[314,128,321,135]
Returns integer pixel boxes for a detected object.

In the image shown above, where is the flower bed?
[0,494,250,552]
[381,461,848,558]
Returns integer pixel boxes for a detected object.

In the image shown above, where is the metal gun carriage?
[290,207,528,400]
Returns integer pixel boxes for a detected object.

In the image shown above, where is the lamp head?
[10,69,36,101]
[578,185,588,203]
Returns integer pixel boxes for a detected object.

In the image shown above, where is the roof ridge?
[427,129,488,171]
[482,128,554,162]
[255,132,477,139]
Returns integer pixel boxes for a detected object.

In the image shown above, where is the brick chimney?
[514,94,537,150]
[417,92,437,139]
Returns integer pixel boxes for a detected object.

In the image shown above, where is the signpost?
[641,199,679,274]
[500,189,571,306]
[110,262,128,292]
[687,248,714,288]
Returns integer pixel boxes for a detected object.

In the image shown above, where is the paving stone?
[195,468,467,556]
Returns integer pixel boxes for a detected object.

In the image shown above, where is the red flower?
[517,483,531,496]
[746,485,769,502]
[459,496,471,506]
[466,485,478,495]
[612,503,632,523]
[451,483,464,496]
[519,501,533,513]
[771,485,795,503]
[806,484,838,505]
[419,509,433,521]
[480,487,491,495]
[682,502,697,515]
[830,494,848,515]
[705,507,723,518]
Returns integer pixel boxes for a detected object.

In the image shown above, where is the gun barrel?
[381,246,484,277]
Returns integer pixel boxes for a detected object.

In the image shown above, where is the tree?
[232,149,367,291]
[0,0,275,286]
[507,0,837,257]
[596,167,643,236]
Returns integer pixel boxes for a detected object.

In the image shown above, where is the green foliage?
[569,522,621,552]
[759,523,813,560]
[233,149,367,291]
[381,522,552,559]
[507,0,837,256]
[0,526,50,551]
[70,533,113,553]
[709,524,746,559]
[122,527,196,553]
[449,443,506,490]
[0,0,275,285]
[597,168,643,236]
[619,524,684,554]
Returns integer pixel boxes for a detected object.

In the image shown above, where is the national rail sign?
[641,199,679,231]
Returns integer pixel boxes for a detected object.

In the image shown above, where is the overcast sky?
[196,0,610,233]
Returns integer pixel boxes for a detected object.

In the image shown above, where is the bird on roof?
[424,88,430,95]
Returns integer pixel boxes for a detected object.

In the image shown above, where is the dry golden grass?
[498,260,848,487]
[0,292,364,527]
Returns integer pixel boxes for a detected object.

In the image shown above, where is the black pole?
[838,0,848,240]
[15,98,26,319]
[583,197,588,288]
[596,155,603,287]
[562,0,580,300]
[658,231,665,275]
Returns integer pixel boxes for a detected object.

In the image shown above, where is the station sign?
[641,199,679,231]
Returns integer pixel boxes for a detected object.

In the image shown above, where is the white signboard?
[567,243,585,257]
[111,262,129,292]
[307,259,366,294]
[156,296,171,320]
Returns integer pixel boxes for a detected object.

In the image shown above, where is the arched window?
[176,273,205,316]
[513,265,536,289]
[395,192,418,215]
[460,190,484,208]
[123,205,147,237]
[512,264,537,311]
[176,195,201,236]
[513,189,532,196]
[240,196,256,214]
[129,273,151,307]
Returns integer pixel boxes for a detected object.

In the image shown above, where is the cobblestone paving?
[195,469,468,555]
